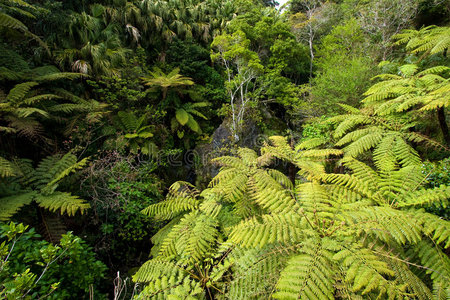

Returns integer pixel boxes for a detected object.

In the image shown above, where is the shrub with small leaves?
[0,222,106,299]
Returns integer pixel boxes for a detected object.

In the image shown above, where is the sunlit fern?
[135,135,449,299]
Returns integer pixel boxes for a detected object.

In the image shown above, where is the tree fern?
[393,26,450,56]
[136,134,449,299]
[226,246,290,299]
[0,153,90,220]
[328,107,443,164]
[411,240,450,299]
[230,213,303,248]
[1,73,102,141]
[0,191,36,220]
[114,111,157,155]
[273,238,335,300]
[384,255,432,300]
[142,181,201,220]
[0,156,16,177]
[0,1,48,51]
[0,12,27,31]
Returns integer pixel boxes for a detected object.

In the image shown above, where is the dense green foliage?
[0,0,448,298]
[1,222,106,299]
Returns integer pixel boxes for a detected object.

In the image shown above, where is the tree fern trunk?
[288,137,296,183]
[38,207,67,244]
[437,107,449,145]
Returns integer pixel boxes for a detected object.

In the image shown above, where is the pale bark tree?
[211,31,264,142]
[358,0,418,60]
[289,0,334,78]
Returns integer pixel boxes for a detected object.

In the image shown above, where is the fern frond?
[416,212,450,248]
[322,173,374,199]
[230,213,303,248]
[48,103,92,114]
[342,158,380,189]
[413,240,450,299]
[250,184,297,214]
[334,243,405,297]
[143,181,201,219]
[372,134,398,172]
[212,156,249,170]
[417,66,450,76]
[420,97,449,111]
[117,111,139,132]
[133,259,186,283]
[337,103,361,114]
[405,132,448,151]
[210,170,248,203]
[0,156,16,177]
[392,137,421,167]
[14,107,49,118]
[35,192,90,216]
[394,26,450,56]
[297,149,343,158]
[227,246,290,299]
[185,213,219,262]
[333,115,372,139]
[261,136,295,162]
[0,12,28,31]
[0,67,22,80]
[6,81,38,103]
[294,159,326,181]
[44,157,89,192]
[349,208,422,245]
[21,94,62,105]
[385,256,433,300]
[149,216,183,257]
[136,275,203,299]
[33,153,77,188]
[297,182,337,218]
[143,197,200,220]
[342,131,384,158]
[273,237,335,300]
[396,185,450,209]
[0,192,35,220]
[199,191,223,217]
[158,212,218,262]
[7,116,43,138]
[296,137,327,150]
[229,151,255,169]
[335,127,381,147]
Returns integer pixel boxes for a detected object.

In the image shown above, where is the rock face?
[193,119,261,187]
[210,122,233,152]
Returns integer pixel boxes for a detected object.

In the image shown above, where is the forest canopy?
[0,0,449,298]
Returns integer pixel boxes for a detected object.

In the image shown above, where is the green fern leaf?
[273,238,335,300]
[0,12,28,31]
[0,156,16,177]
[0,192,35,220]
[35,192,90,216]
[230,213,303,248]
[6,81,38,103]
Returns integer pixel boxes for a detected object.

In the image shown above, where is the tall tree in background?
[289,0,338,77]
[211,30,264,141]
[139,0,236,60]
[308,19,375,116]
[55,4,129,76]
[357,0,418,59]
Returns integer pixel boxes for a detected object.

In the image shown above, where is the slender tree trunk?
[437,107,450,145]
[308,26,314,78]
